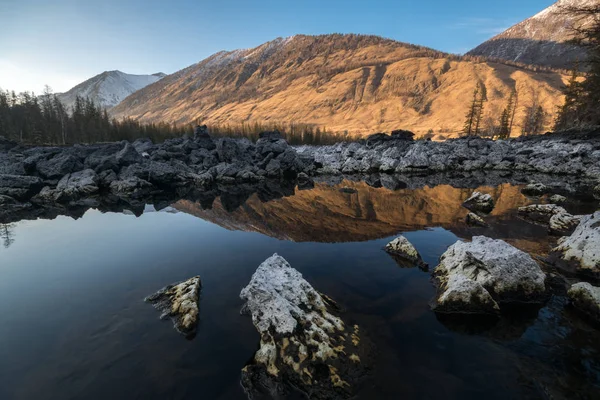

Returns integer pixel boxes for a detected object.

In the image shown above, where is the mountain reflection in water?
[175,180,558,256]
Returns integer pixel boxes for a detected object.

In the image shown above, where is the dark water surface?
[0,181,599,400]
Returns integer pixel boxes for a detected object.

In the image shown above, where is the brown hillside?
[111,34,568,139]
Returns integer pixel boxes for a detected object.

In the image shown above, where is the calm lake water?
[0,180,599,399]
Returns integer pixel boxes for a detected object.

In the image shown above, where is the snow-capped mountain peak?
[56,70,165,111]
[467,0,599,69]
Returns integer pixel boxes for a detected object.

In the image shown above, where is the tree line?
[0,88,353,146]
[0,87,190,145]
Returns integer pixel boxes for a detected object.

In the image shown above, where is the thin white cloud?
[449,17,516,37]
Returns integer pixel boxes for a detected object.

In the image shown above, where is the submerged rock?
[568,282,600,323]
[239,254,369,400]
[145,276,201,337]
[462,192,494,214]
[432,236,547,314]
[466,212,488,227]
[551,212,600,278]
[384,235,427,268]
[521,183,548,196]
[549,194,567,204]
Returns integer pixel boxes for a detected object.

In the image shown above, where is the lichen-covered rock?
[549,212,581,236]
[462,192,494,214]
[239,254,369,399]
[145,276,201,337]
[518,204,567,224]
[466,212,488,227]
[433,236,547,314]
[568,282,600,322]
[384,235,426,268]
[549,194,567,204]
[521,183,548,196]
[551,212,600,278]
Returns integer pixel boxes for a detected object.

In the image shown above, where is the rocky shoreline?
[1,130,600,225]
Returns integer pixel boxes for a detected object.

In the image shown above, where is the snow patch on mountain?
[56,71,165,111]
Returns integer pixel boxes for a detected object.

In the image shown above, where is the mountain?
[468,0,598,69]
[57,70,166,111]
[111,34,568,138]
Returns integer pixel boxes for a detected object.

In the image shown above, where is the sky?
[0,0,556,94]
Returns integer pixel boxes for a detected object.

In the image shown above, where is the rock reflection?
[0,223,15,249]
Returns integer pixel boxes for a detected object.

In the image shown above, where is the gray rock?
[145,276,201,337]
[54,169,100,202]
[521,183,548,196]
[0,174,43,200]
[466,212,488,227]
[384,235,427,268]
[551,212,600,278]
[115,142,143,166]
[109,176,153,198]
[433,236,547,314]
[462,192,495,214]
[239,254,369,399]
[36,153,83,179]
[549,212,581,236]
[568,282,600,323]
[549,194,567,204]
[518,204,567,224]
[265,159,282,177]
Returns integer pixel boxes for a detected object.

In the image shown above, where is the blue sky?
[0,0,555,93]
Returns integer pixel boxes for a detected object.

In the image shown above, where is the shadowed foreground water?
[0,181,598,400]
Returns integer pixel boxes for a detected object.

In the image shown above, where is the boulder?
[594,184,600,200]
[390,129,415,141]
[466,212,488,227]
[551,212,600,278]
[132,138,154,154]
[216,138,245,163]
[85,143,124,172]
[462,192,494,214]
[549,194,567,204]
[145,276,201,337]
[549,212,581,236]
[0,194,17,205]
[36,153,83,179]
[239,254,369,399]
[115,142,143,166]
[432,236,547,314]
[384,235,426,268]
[109,176,153,198]
[0,174,43,200]
[518,204,567,224]
[521,183,548,196]
[568,282,600,323]
[54,169,100,202]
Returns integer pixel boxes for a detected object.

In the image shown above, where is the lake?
[0,179,599,399]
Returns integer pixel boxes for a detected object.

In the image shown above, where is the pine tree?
[498,89,518,139]
[463,82,486,136]
[554,4,600,129]
[554,67,582,130]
